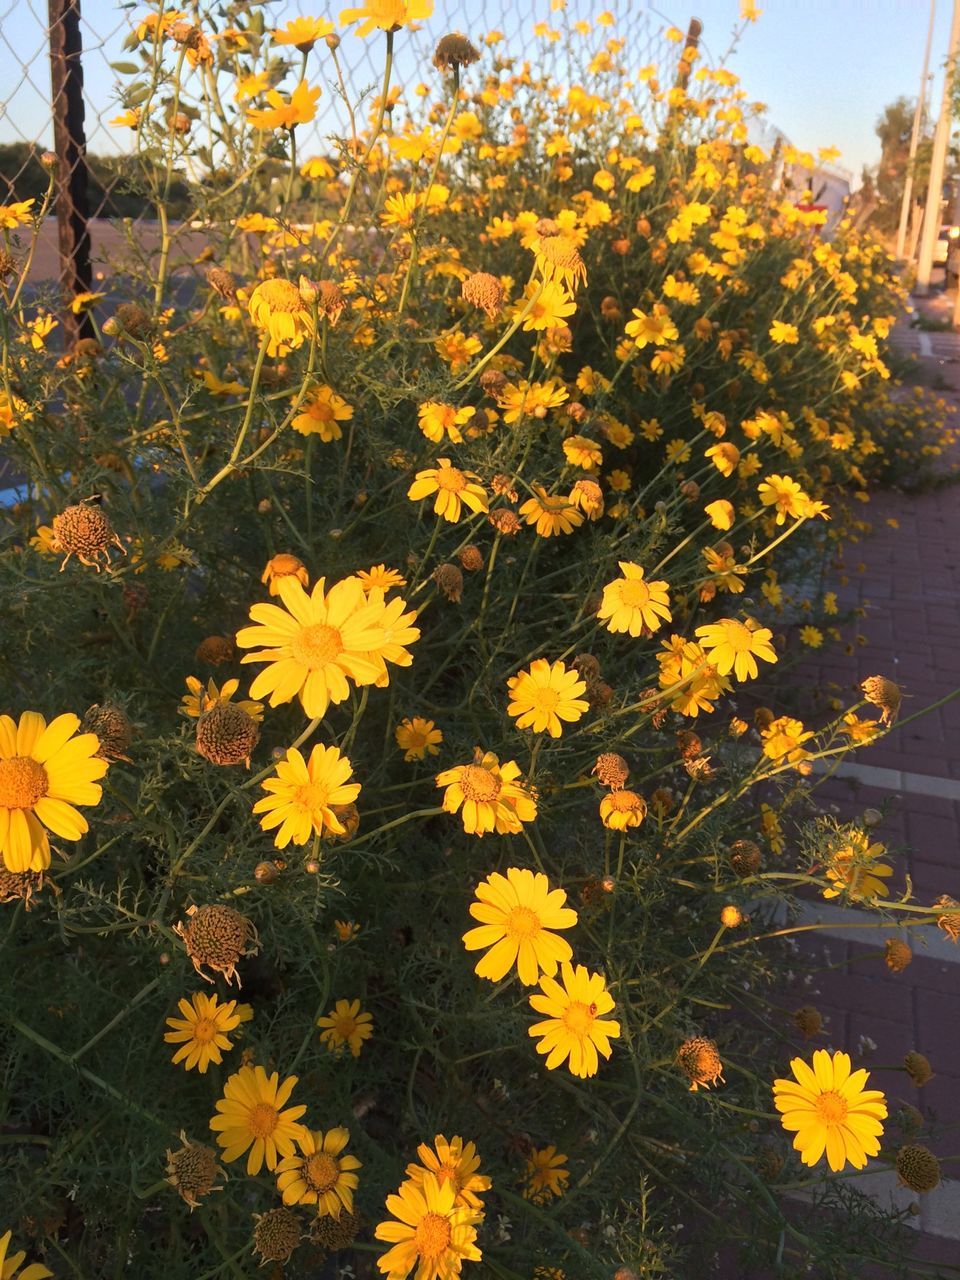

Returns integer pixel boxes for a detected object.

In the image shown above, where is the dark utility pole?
[48,0,93,345]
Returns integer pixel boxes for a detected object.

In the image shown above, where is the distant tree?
[0,141,190,219]
[870,95,959,237]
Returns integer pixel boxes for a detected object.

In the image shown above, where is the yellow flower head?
[292,385,354,440]
[436,751,537,836]
[236,574,389,720]
[0,1230,52,1280]
[254,744,361,848]
[276,1127,361,1217]
[261,553,309,595]
[463,867,577,986]
[405,1135,491,1211]
[246,80,320,131]
[271,15,334,50]
[164,992,244,1073]
[694,617,777,682]
[518,487,583,537]
[374,1172,481,1279]
[521,1145,569,1202]
[209,1065,307,1175]
[822,828,893,902]
[407,458,489,523]
[761,716,814,766]
[599,789,647,831]
[417,401,476,444]
[506,658,589,738]
[248,277,314,356]
[317,998,373,1057]
[395,716,443,761]
[598,562,671,637]
[528,961,621,1078]
[773,1049,886,1171]
[0,712,108,873]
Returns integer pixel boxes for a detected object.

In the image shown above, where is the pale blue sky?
[0,0,952,181]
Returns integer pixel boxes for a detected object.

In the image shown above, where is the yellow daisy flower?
[292,384,354,441]
[773,1049,887,1171]
[761,716,814,766]
[822,829,893,902]
[436,751,537,836]
[271,15,334,50]
[521,1145,568,1202]
[417,401,476,444]
[317,998,373,1057]
[0,1230,52,1280]
[561,435,602,471]
[395,716,443,761]
[694,618,777,682]
[276,1127,361,1217]
[374,1172,482,1280]
[209,1065,307,1176]
[236,575,386,720]
[506,658,589,738]
[528,961,621,1078]
[247,277,314,356]
[518,487,583,537]
[364,588,421,685]
[757,474,809,524]
[463,867,577,986]
[246,80,320,132]
[261,553,309,596]
[407,459,489,524]
[179,676,263,722]
[404,1135,491,1211]
[599,789,647,831]
[164,992,244,1073]
[254,744,360,848]
[358,564,407,592]
[598,562,671,637]
[0,711,108,873]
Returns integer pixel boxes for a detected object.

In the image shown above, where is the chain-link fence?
[0,0,701,343]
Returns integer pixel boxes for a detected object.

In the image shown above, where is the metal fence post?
[48,0,93,346]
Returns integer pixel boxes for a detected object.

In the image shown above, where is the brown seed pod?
[677,1036,724,1091]
[51,502,124,572]
[592,752,629,791]
[196,702,260,767]
[174,904,259,986]
[252,1207,302,1264]
[165,1135,225,1209]
[896,1144,941,1194]
[81,703,134,762]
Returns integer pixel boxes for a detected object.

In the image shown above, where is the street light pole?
[916,0,960,295]
[896,0,936,261]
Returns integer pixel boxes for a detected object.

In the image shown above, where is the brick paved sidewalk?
[776,298,960,1264]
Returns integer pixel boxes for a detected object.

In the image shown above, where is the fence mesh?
[0,0,711,312]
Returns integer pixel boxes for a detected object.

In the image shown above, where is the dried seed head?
[480,369,508,398]
[896,1104,925,1137]
[676,730,702,761]
[592,752,629,791]
[754,706,775,732]
[81,703,135,762]
[0,866,46,909]
[317,279,346,325]
[729,839,761,877]
[462,271,504,319]
[934,894,960,943]
[0,249,18,280]
[679,479,700,502]
[196,702,260,767]
[206,266,237,300]
[755,1145,783,1182]
[253,1207,301,1264]
[896,1145,941,1194]
[488,509,521,536]
[328,802,360,842]
[600,295,621,321]
[195,635,235,665]
[861,675,901,724]
[174,904,259,986]
[113,302,153,338]
[572,653,601,683]
[638,687,668,729]
[458,544,484,572]
[650,787,674,817]
[166,1136,225,1208]
[51,502,124,571]
[432,562,463,602]
[885,938,913,973]
[792,1005,822,1040]
[309,1208,361,1252]
[904,1051,933,1087]
[433,32,481,71]
[489,471,517,500]
[587,679,614,709]
[570,478,604,519]
[677,1036,724,1091]
[254,860,281,885]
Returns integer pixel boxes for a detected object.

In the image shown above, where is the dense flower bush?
[0,3,956,1277]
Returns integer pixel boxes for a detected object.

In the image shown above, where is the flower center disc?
[414,1211,452,1259]
[532,687,560,712]
[618,579,650,608]
[815,1090,848,1125]
[562,1001,595,1037]
[259,280,302,312]
[725,621,753,651]
[459,765,501,802]
[506,905,541,940]
[435,468,466,493]
[0,756,49,809]
[192,1017,217,1044]
[294,780,331,812]
[304,1151,339,1193]
[248,1102,279,1138]
[292,622,344,668]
